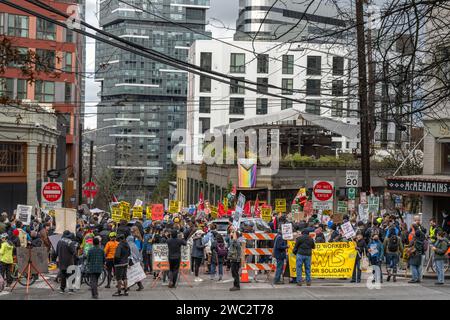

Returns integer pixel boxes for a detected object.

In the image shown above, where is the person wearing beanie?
[113,233,131,297]
[293,229,316,286]
[86,237,105,299]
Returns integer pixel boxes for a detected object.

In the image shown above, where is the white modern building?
[186,40,362,163]
[234,0,349,43]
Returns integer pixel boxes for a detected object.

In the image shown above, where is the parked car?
[210,219,231,237]
[239,218,272,233]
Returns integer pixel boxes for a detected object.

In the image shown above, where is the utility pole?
[355,0,371,193]
[78,120,83,206]
[89,140,94,183]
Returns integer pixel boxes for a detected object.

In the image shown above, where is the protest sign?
[111,205,122,223]
[288,242,357,278]
[275,198,286,213]
[368,196,380,214]
[332,213,344,224]
[152,244,169,270]
[17,247,49,274]
[146,205,152,219]
[261,205,272,222]
[341,221,356,239]
[281,223,294,240]
[16,205,32,225]
[210,206,218,219]
[151,204,164,221]
[358,204,369,223]
[54,208,77,234]
[235,193,246,214]
[337,201,348,214]
[169,200,180,214]
[120,201,131,221]
[132,206,143,219]
[127,263,146,287]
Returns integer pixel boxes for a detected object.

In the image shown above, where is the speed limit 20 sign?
[346,170,359,187]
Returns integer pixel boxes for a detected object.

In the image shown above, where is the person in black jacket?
[351,232,367,283]
[113,234,131,296]
[293,230,315,286]
[56,230,78,293]
[117,220,131,238]
[273,230,288,285]
[167,229,187,288]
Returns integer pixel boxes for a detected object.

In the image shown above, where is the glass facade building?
[95,0,210,200]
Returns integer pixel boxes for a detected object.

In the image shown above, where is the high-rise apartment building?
[0,0,85,211]
[95,0,210,201]
[234,0,348,43]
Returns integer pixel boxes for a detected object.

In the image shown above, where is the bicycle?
[10,262,38,286]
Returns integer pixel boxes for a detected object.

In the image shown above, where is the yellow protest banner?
[169,200,179,214]
[275,198,286,213]
[210,206,218,219]
[132,206,143,219]
[119,201,130,221]
[146,206,152,219]
[261,205,272,222]
[111,206,122,223]
[287,241,357,279]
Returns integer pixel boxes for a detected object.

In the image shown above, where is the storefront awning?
[386,175,450,197]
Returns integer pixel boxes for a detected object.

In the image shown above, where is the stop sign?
[83,181,98,198]
[313,181,334,202]
[42,182,63,202]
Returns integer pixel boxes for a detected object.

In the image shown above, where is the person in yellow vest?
[429,218,437,243]
[0,233,14,286]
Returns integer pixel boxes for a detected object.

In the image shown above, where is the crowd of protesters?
[0,207,449,298]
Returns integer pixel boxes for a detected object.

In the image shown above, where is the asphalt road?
[1,271,449,300]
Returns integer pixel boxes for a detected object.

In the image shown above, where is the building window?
[35,49,55,71]
[35,81,55,102]
[65,29,74,43]
[8,47,28,68]
[307,56,321,75]
[199,117,210,133]
[64,52,73,72]
[0,143,25,174]
[331,100,343,117]
[199,97,211,113]
[332,80,344,96]
[186,8,206,21]
[281,98,293,110]
[7,15,28,38]
[17,79,27,100]
[0,78,14,98]
[230,77,245,94]
[333,56,344,75]
[229,97,244,115]
[257,77,268,94]
[257,54,269,73]
[64,83,72,103]
[200,52,212,70]
[230,118,242,123]
[230,53,245,73]
[36,18,56,40]
[282,55,294,74]
[256,98,268,115]
[282,78,293,95]
[305,100,321,115]
[306,79,321,96]
[200,76,211,92]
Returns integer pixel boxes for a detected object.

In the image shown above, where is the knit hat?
[13,229,19,237]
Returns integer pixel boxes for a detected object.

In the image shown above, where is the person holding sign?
[293,230,315,286]
[167,230,187,288]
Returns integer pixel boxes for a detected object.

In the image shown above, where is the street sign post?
[312,181,334,211]
[42,182,63,210]
[346,170,359,187]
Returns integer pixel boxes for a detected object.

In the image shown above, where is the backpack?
[388,236,399,252]
[217,243,228,258]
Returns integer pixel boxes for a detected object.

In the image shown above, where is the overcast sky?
[84,0,239,129]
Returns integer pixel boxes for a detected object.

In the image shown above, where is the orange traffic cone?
[240,265,250,283]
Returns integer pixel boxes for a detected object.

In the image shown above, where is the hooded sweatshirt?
[127,236,142,264]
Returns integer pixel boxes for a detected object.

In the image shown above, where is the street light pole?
[89,140,94,183]
[356,0,371,193]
